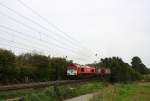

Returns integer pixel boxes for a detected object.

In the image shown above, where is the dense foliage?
[131,56,149,74]
[0,48,72,84]
[92,57,146,82]
[0,48,149,84]
[0,49,18,83]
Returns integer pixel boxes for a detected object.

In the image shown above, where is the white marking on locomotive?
[67,69,77,75]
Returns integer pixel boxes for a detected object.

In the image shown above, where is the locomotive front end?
[67,64,79,79]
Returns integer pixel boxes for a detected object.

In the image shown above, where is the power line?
[0,38,64,60]
[0,0,96,63]
[0,35,52,53]
[0,11,88,54]
[0,11,81,52]
[0,40,92,63]
[8,3,95,58]
[0,40,33,52]
[0,3,84,51]
[0,25,78,55]
[17,0,95,54]
[0,26,94,62]
[0,11,94,61]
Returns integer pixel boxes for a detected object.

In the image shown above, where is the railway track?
[0,79,95,91]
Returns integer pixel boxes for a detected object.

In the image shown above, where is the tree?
[50,57,72,80]
[90,57,141,82]
[16,53,51,82]
[0,49,18,83]
[16,53,73,82]
[0,48,74,83]
[131,56,149,74]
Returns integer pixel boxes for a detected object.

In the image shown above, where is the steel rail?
[0,79,93,91]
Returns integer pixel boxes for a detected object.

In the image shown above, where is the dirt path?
[64,93,95,101]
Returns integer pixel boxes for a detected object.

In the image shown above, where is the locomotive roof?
[68,64,96,69]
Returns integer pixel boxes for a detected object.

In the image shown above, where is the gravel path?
[64,93,95,101]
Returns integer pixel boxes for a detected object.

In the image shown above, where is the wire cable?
[0,25,79,55]
[0,26,93,62]
[0,3,84,51]
[0,11,94,61]
[17,0,95,54]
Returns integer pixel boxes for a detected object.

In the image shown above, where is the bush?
[93,57,142,83]
[0,48,72,84]
[0,49,18,83]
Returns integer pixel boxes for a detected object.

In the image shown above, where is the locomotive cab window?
[81,68,84,72]
[91,69,94,72]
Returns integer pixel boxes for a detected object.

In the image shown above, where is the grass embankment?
[142,74,150,82]
[0,81,107,101]
[90,82,150,101]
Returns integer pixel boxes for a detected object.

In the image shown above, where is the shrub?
[0,49,18,83]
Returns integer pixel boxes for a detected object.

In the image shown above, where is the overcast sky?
[0,0,150,66]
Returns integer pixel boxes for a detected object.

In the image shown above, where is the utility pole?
[95,53,98,64]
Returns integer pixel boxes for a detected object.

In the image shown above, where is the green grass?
[0,81,107,101]
[90,82,150,101]
[58,81,107,99]
[142,74,150,82]
[0,88,44,100]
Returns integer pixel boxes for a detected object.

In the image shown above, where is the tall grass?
[90,82,150,101]
[24,81,107,101]
[0,81,107,101]
[142,74,150,82]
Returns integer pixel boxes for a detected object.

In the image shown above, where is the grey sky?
[0,0,150,67]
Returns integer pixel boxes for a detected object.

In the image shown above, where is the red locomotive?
[67,64,111,80]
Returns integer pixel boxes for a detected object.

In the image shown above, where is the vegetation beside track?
[0,81,107,101]
[142,74,150,82]
[0,48,150,101]
[90,82,150,101]
[0,48,149,85]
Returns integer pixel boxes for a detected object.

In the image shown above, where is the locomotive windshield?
[67,67,77,75]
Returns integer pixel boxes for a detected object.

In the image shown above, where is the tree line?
[90,56,149,83]
[0,48,72,84]
[0,48,149,84]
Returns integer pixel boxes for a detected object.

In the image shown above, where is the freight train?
[67,64,111,80]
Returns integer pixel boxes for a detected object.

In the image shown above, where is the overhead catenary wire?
[0,0,97,63]
[0,11,94,61]
[0,35,72,58]
[0,12,87,54]
[0,27,67,52]
[0,25,78,55]
[0,33,51,53]
[0,40,33,52]
[0,26,93,62]
[0,41,61,59]
[0,40,92,63]
[0,3,84,51]
[17,0,95,55]
[0,39,92,63]
[0,2,95,59]
[0,11,81,53]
